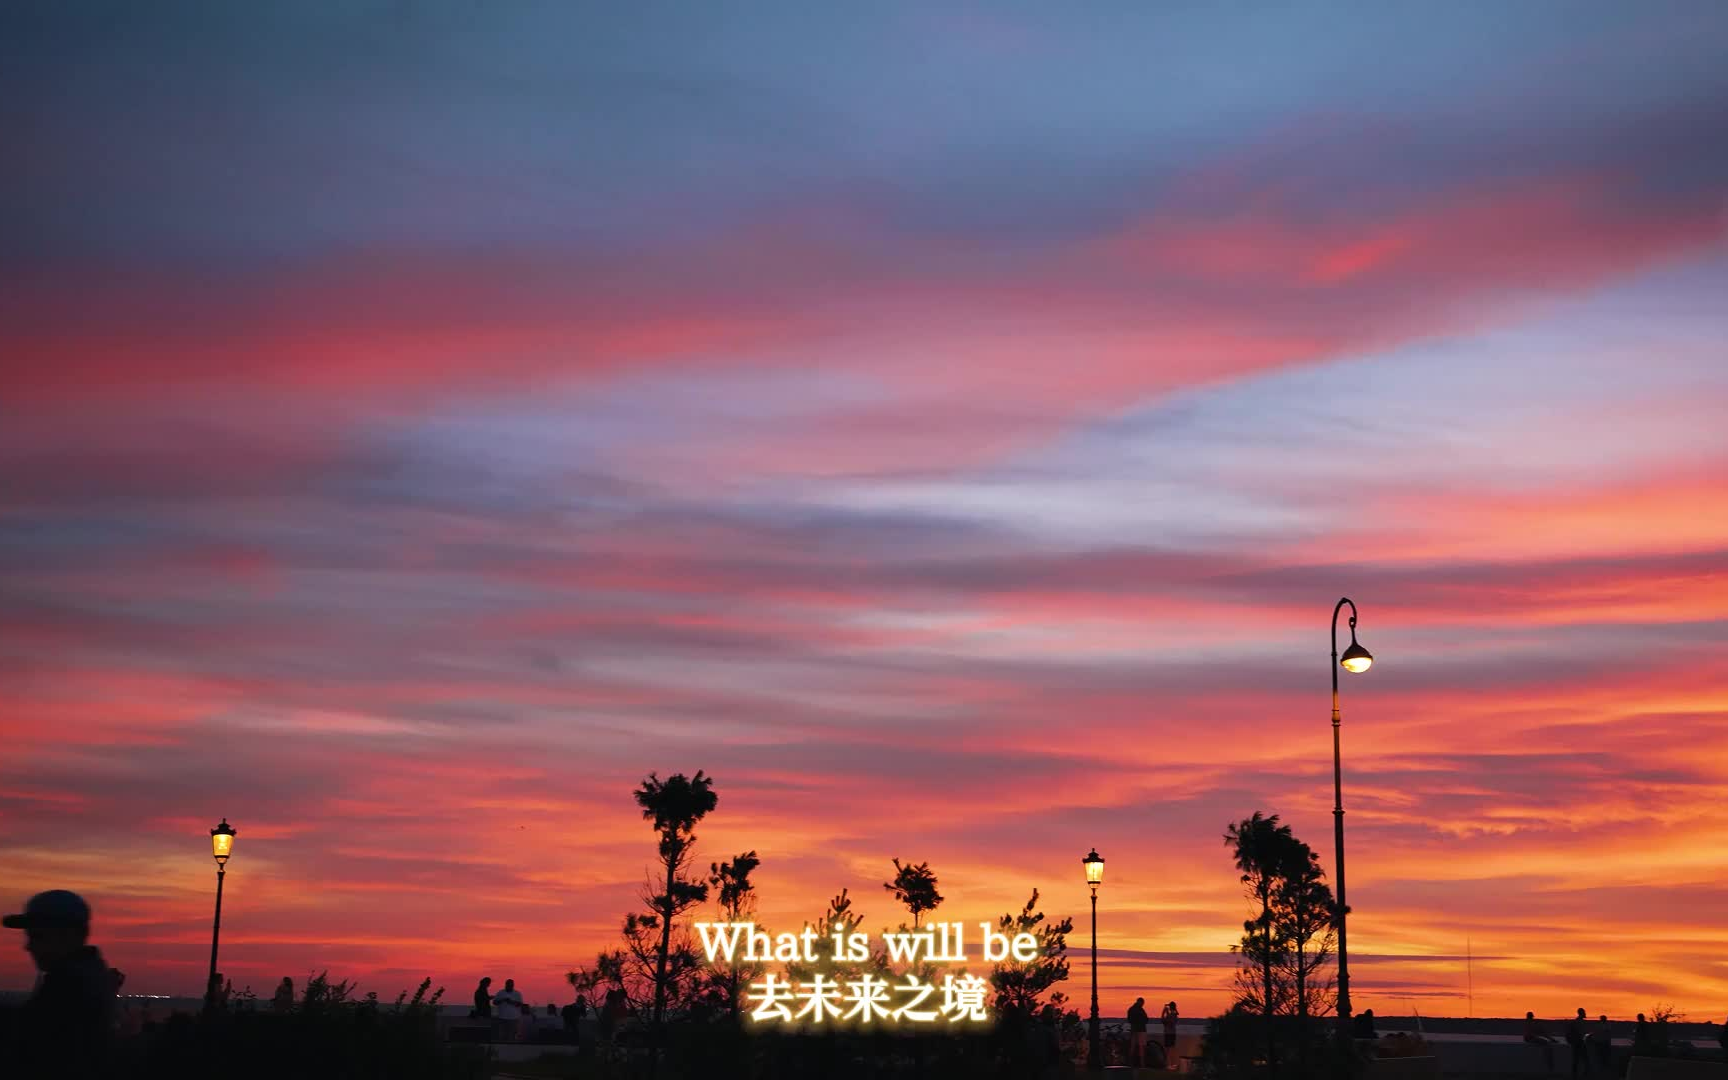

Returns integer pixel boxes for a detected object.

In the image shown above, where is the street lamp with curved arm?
[1330,599,1372,1040]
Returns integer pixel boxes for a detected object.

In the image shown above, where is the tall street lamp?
[1330,599,1372,1041]
[206,818,236,1011]
[1083,848,1105,1072]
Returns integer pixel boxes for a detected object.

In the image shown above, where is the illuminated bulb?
[211,819,236,864]
[1340,640,1373,674]
[1082,848,1104,886]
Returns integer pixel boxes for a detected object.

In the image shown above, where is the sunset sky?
[3,3,1728,1020]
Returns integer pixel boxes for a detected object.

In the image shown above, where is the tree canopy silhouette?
[637,770,719,845]
[1227,811,1294,1074]
[711,850,760,919]
[987,889,1073,1019]
[704,849,762,1019]
[883,857,944,928]
[1221,811,1339,1079]
[636,771,718,1030]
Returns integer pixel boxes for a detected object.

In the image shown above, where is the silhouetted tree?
[787,888,890,988]
[635,769,718,1039]
[818,887,859,939]
[987,889,1073,1019]
[300,970,356,1011]
[567,950,632,1007]
[567,866,712,1016]
[1646,1003,1682,1056]
[883,857,944,928]
[1274,836,1338,1073]
[705,849,762,1019]
[1227,811,1294,1075]
[1222,813,1340,1079]
[712,850,760,919]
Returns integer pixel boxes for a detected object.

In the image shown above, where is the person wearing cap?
[3,889,116,1078]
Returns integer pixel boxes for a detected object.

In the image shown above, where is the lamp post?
[1083,848,1105,1072]
[1330,599,1372,1042]
[206,818,236,1011]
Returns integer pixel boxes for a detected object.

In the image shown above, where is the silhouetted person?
[471,976,492,1020]
[205,972,230,1013]
[1633,1013,1651,1056]
[3,890,116,1079]
[600,987,626,1044]
[1354,1008,1378,1039]
[1527,1012,1556,1074]
[1718,1014,1727,1054]
[493,978,524,1041]
[1125,997,1149,1065]
[561,993,587,1046]
[1590,1015,1612,1071]
[272,976,294,1012]
[534,1003,562,1041]
[1567,1008,1588,1076]
[1162,1000,1180,1056]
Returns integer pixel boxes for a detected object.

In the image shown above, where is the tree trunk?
[651,844,678,1080]
[653,851,676,1024]
[1296,945,1309,1078]
[1262,888,1278,1077]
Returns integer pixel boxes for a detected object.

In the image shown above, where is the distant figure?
[1119,995,1147,1064]
[492,978,524,1041]
[561,993,588,1045]
[1717,1014,1726,1054]
[1354,1009,1378,1040]
[206,972,230,1011]
[1162,1000,1180,1053]
[3,889,117,1078]
[1526,1012,1556,1074]
[1589,1015,1612,1071]
[471,976,492,1020]
[532,1003,561,1042]
[600,987,627,1043]
[1567,1008,1588,1076]
[1633,1013,1651,1056]
[272,977,294,1012]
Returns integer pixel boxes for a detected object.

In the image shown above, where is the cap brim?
[2,914,31,929]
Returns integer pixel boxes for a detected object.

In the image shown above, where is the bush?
[129,977,477,1080]
[1197,1004,1362,1080]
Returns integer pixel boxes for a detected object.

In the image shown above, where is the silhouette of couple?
[1125,996,1179,1068]
[470,975,526,1040]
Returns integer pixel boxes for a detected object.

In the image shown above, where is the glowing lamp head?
[211,819,236,866]
[1339,639,1373,674]
[1082,848,1105,887]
